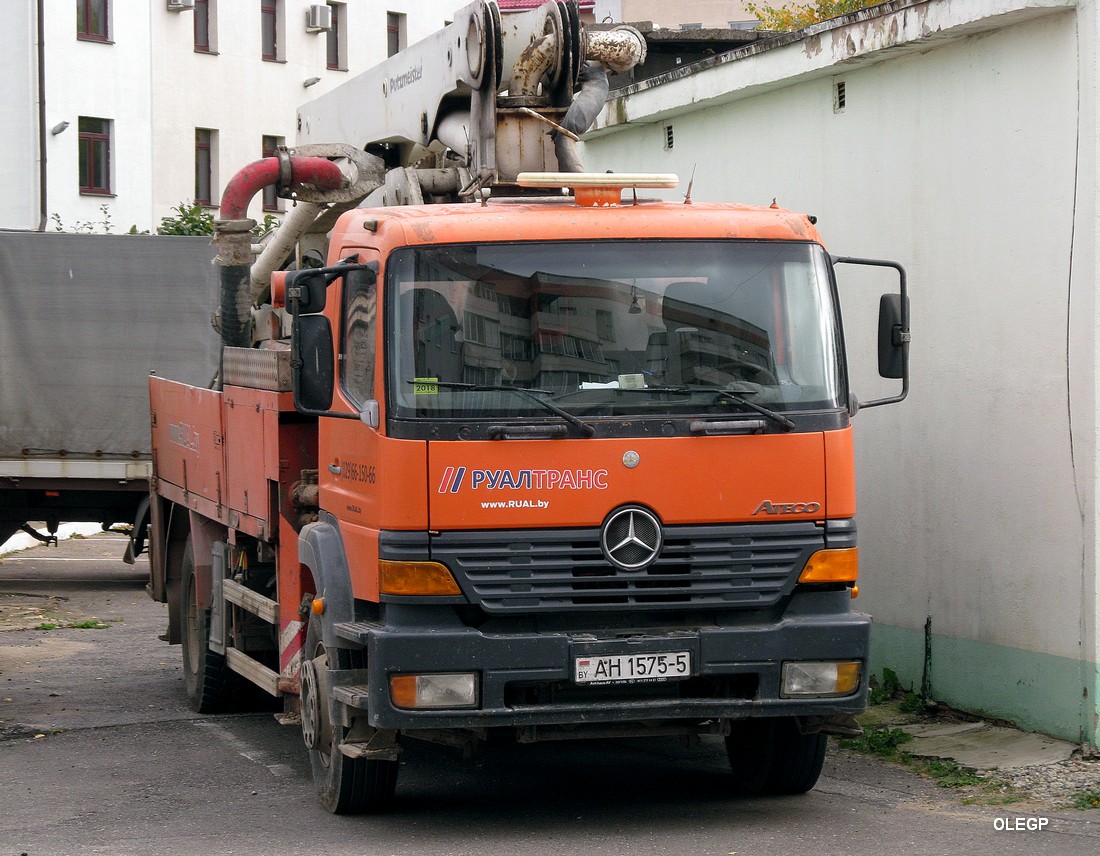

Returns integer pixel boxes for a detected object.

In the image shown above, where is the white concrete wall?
[583,0,1098,742]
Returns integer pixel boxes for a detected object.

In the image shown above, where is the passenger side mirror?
[877,293,908,380]
[832,256,910,409]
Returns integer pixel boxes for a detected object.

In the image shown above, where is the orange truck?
[143,1,909,813]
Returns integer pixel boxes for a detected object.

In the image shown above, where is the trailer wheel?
[725,717,827,795]
[180,537,235,713]
[302,615,398,814]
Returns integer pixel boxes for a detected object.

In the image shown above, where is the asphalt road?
[1,534,1097,856]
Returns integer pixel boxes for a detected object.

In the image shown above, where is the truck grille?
[432,522,823,613]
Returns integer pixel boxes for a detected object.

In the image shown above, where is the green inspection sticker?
[413,378,439,395]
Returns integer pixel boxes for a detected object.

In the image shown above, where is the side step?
[223,578,279,623]
[227,647,281,696]
[217,577,282,696]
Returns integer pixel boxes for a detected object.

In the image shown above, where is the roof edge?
[590,0,1075,133]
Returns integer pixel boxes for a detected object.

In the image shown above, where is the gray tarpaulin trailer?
[0,231,218,553]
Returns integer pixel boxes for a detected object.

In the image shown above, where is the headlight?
[780,661,861,697]
[390,673,479,709]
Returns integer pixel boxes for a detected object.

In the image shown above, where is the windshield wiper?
[638,384,795,431]
[712,389,795,431]
[407,381,595,437]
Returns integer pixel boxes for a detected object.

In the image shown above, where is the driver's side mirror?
[295,314,335,413]
[285,270,330,314]
[283,260,379,421]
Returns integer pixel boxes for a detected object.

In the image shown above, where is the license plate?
[574,651,691,685]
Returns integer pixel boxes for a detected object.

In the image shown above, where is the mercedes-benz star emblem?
[601,506,663,570]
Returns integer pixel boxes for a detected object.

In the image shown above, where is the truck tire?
[302,615,398,814]
[180,537,236,713]
[725,717,827,795]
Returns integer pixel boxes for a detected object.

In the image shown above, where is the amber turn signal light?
[798,548,859,584]
[379,560,462,596]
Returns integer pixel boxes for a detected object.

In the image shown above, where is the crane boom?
[296,1,645,200]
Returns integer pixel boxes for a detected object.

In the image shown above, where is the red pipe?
[219,156,343,220]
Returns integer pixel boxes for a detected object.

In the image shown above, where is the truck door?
[317,250,428,602]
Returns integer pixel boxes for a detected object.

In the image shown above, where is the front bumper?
[332,591,870,731]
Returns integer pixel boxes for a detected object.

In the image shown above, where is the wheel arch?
[151,499,198,644]
[186,511,227,613]
[298,514,356,653]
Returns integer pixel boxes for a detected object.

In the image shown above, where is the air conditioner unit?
[167,0,195,11]
[306,4,333,32]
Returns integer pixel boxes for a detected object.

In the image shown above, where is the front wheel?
[300,615,398,814]
[725,717,827,795]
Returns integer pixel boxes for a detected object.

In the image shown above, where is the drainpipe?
[213,155,343,385]
[36,0,47,231]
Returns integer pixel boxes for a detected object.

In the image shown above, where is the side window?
[78,0,110,42]
[78,117,112,195]
[195,0,217,54]
[342,266,377,404]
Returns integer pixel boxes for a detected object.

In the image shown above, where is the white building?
[2,1,461,233]
[583,0,1099,745]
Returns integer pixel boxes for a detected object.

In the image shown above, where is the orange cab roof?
[330,197,825,250]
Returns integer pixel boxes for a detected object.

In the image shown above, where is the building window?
[77,0,109,42]
[78,117,112,195]
[462,311,500,348]
[262,135,284,212]
[195,129,216,206]
[327,2,346,70]
[261,0,280,61]
[387,12,405,57]
[195,0,217,53]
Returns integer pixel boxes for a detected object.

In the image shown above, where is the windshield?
[385,240,844,421]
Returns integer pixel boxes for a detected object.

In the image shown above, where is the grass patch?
[34,620,109,631]
[962,791,1029,807]
[920,758,984,788]
[840,727,1024,802]
[839,726,914,760]
[1072,790,1100,810]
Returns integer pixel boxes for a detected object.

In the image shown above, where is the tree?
[747,0,880,32]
